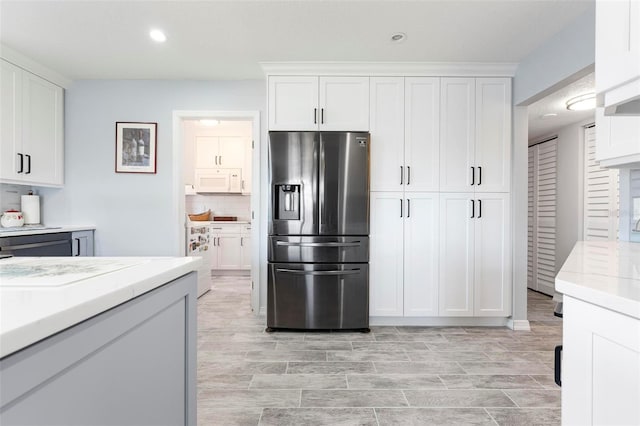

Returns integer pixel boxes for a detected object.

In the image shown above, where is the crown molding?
[1,44,72,88]
[260,61,518,77]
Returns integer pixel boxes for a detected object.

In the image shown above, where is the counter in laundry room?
[0,256,201,425]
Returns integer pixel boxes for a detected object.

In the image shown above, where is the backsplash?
[0,184,34,212]
[185,194,250,221]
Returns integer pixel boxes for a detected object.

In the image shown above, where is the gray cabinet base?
[0,272,197,426]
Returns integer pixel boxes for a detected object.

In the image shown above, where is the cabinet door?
[475,78,511,193]
[405,77,440,192]
[595,0,640,94]
[595,108,640,165]
[319,76,369,131]
[369,192,404,316]
[473,193,511,316]
[0,60,22,181]
[21,71,63,186]
[439,193,474,316]
[240,234,251,270]
[194,136,218,168]
[404,193,439,317]
[369,77,404,192]
[72,230,95,257]
[209,233,220,269]
[218,137,245,169]
[217,235,242,269]
[268,76,318,131]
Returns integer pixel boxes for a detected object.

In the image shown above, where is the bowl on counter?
[1,210,24,228]
[188,210,210,221]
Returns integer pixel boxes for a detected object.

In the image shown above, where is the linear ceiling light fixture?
[149,29,167,43]
[566,93,596,111]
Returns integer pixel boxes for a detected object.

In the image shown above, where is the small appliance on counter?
[1,210,24,228]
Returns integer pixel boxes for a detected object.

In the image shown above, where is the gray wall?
[513,3,595,106]
[40,80,266,256]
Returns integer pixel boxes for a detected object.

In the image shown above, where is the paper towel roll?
[21,195,40,224]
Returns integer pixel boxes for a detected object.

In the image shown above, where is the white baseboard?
[507,319,531,331]
[369,317,509,327]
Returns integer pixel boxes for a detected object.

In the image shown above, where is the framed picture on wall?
[115,122,157,173]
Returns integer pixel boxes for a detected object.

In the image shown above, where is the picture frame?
[115,122,157,174]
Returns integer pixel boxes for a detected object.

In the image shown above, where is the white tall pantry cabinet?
[265,67,513,324]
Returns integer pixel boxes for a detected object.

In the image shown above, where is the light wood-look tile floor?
[197,276,562,425]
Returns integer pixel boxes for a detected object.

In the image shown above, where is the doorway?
[172,110,260,314]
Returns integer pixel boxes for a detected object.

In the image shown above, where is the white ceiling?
[528,72,595,141]
[1,0,593,80]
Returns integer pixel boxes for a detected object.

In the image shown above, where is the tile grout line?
[483,407,500,425]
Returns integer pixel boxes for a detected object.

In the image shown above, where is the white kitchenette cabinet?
[440,77,511,193]
[195,136,245,169]
[439,192,511,317]
[268,76,369,131]
[209,224,251,271]
[369,192,439,317]
[1,59,63,187]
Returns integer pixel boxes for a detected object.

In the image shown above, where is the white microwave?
[194,168,242,193]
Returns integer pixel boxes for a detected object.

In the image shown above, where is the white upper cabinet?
[369,76,439,192]
[440,78,475,192]
[268,76,318,131]
[595,107,640,167]
[370,77,405,191]
[475,78,511,193]
[195,136,245,169]
[405,77,440,192]
[268,76,369,131]
[440,77,511,193]
[1,59,64,187]
[595,0,640,99]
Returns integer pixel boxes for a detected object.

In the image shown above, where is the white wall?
[39,79,266,257]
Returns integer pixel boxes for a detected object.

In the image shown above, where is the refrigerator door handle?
[276,268,360,276]
[319,145,326,231]
[275,241,362,247]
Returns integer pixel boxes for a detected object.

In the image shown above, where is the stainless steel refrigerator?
[267,131,370,331]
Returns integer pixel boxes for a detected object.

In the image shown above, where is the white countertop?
[0,225,96,237]
[187,220,251,226]
[556,241,640,319]
[0,256,201,358]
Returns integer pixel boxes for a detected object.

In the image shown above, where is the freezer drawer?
[267,263,369,330]
[268,236,369,263]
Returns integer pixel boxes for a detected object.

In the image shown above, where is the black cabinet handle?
[17,153,24,173]
[74,238,81,256]
[25,154,31,174]
[471,166,475,185]
[400,166,403,185]
[470,199,475,218]
[478,199,482,218]
[400,199,403,217]
[321,108,324,124]
[407,199,411,218]
[314,108,317,124]
[407,166,411,185]
[478,166,482,185]
[554,345,562,386]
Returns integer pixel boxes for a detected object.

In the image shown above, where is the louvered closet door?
[527,140,557,296]
[584,125,619,241]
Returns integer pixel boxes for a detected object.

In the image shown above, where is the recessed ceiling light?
[199,119,219,127]
[566,93,596,111]
[540,113,558,119]
[391,32,406,43]
[149,29,167,43]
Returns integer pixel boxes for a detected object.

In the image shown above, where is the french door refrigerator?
[267,131,370,331]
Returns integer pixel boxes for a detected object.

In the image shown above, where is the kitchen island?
[555,241,640,426]
[0,256,201,426]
